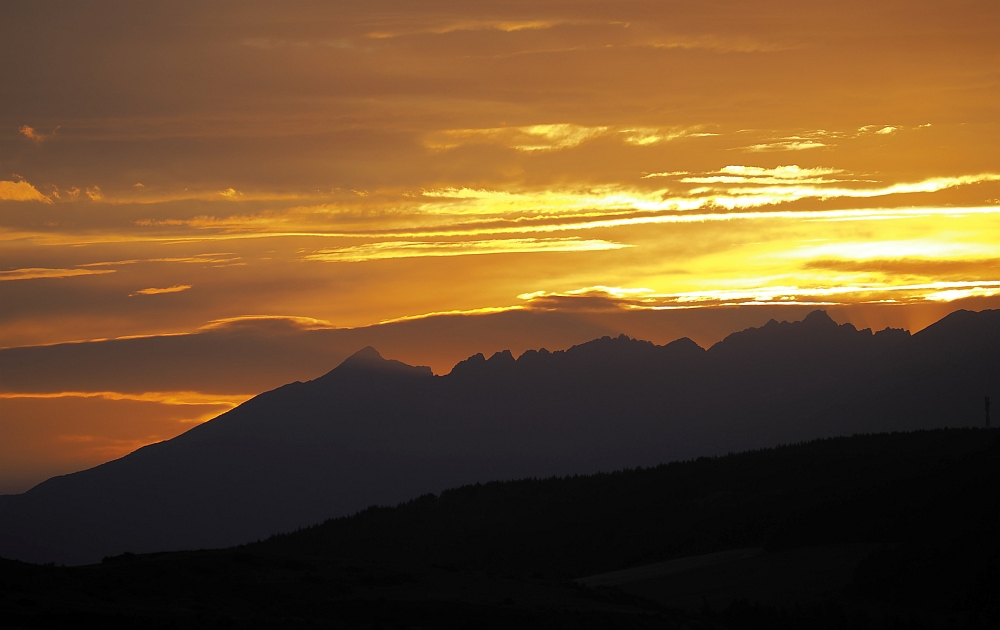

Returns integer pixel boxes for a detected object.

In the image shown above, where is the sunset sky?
[2,0,1000,492]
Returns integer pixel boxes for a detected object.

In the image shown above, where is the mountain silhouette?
[2,309,999,565]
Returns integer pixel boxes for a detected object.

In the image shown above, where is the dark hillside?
[1,429,997,629]
[263,428,1000,580]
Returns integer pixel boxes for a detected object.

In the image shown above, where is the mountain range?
[2,308,998,565]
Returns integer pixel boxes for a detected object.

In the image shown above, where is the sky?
[2,0,1000,492]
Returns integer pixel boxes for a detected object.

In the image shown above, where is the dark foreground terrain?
[2,428,998,628]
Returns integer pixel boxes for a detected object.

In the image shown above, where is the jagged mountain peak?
[802,309,838,328]
[345,345,383,363]
[325,346,433,379]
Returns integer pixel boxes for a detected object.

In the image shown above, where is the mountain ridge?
[2,308,998,565]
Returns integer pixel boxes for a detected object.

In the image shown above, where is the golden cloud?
[18,125,58,142]
[79,253,240,267]
[426,123,609,152]
[740,140,827,152]
[198,314,336,331]
[642,171,690,179]
[0,268,114,282]
[642,34,791,54]
[0,179,51,203]
[518,280,1000,310]
[367,19,560,39]
[129,285,192,296]
[426,124,717,152]
[858,125,900,135]
[0,390,246,407]
[413,172,1000,221]
[618,127,716,146]
[306,237,628,262]
[684,165,845,184]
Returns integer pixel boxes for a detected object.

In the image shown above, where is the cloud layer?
[2,0,1000,487]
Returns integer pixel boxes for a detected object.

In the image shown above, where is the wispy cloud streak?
[0,268,114,282]
[129,285,192,296]
[307,237,627,262]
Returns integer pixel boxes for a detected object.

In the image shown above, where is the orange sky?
[2,0,1000,492]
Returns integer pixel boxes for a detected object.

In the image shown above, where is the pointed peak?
[448,349,520,377]
[801,310,837,327]
[331,347,432,378]
[341,346,384,367]
[487,349,515,364]
[447,352,486,377]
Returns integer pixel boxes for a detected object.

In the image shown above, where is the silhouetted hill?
[2,429,997,628]
[2,309,999,565]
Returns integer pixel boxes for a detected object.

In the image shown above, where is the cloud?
[367,19,560,39]
[517,286,663,312]
[79,253,241,267]
[719,165,842,178]
[641,34,792,54]
[426,124,608,152]
[0,179,51,203]
[18,125,58,142]
[411,172,1000,223]
[426,124,716,152]
[198,314,335,332]
[618,127,716,146]
[422,19,559,36]
[306,237,628,262]
[0,268,114,282]
[858,125,899,135]
[85,186,103,201]
[129,285,192,296]
[153,254,240,267]
[0,390,244,407]
[84,187,1000,248]
[219,187,243,199]
[518,279,1000,310]
[417,185,700,216]
[642,171,690,179]
[679,165,847,185]
[924,287,1000,302]
[24,183,1000,251]
[740,140,827,152]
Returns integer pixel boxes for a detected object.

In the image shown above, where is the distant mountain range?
[2,309,999,565]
